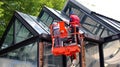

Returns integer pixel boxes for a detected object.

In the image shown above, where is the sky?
[76,0,120,21]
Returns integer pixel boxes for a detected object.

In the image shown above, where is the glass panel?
[18,12,48,34]
[0,42,37,67]
[103,40,120,67]
[15,19,33,43]
[101,28,114,37]
[82,17,114,37]
[46,16,53,26]
[64,5,84,19]
[71,7,83,18]
[39,12,53,27]
[44,42,63,67]
[15,19,22,33]
[83,17,114,37]
[1,25,13,49]
[38,21,50,32]
[1,18,33,49]
[96,26,104,36]
[38,11,54,32]
[66,7,70,16]
[40,12,49,24]
[83,17,99,34]
[85,41,100,67]
[95,15,120,30]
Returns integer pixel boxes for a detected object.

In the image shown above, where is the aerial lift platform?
[50,21,86,67]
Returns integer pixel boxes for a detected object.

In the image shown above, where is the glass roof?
[44,6,92,35]
[70,0,92,14]
[95,14,120,31]
[17,11,49,34]
[67,0,120,33]
[45,6,70,24]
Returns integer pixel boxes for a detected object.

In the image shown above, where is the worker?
[69,11,81,44]
[69,11,81,67]
[52,20,63,47]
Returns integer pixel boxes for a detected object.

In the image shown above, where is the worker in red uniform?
[69,11,81,44]
[69,11,81,67]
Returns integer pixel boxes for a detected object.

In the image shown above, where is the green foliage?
[38,0,65,10]
[0,2,4,17]
[0,0,66,38]
[0,1,4,38]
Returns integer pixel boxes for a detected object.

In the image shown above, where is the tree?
[0,0,66,38]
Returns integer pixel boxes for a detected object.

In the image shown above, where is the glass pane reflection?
[85,42,100,67]
[1,25,13,49]
[15,19,33,43]
[44,42,63,67]
[83,17,114,37]
[103,40,120,67]
[0,42,37,67]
